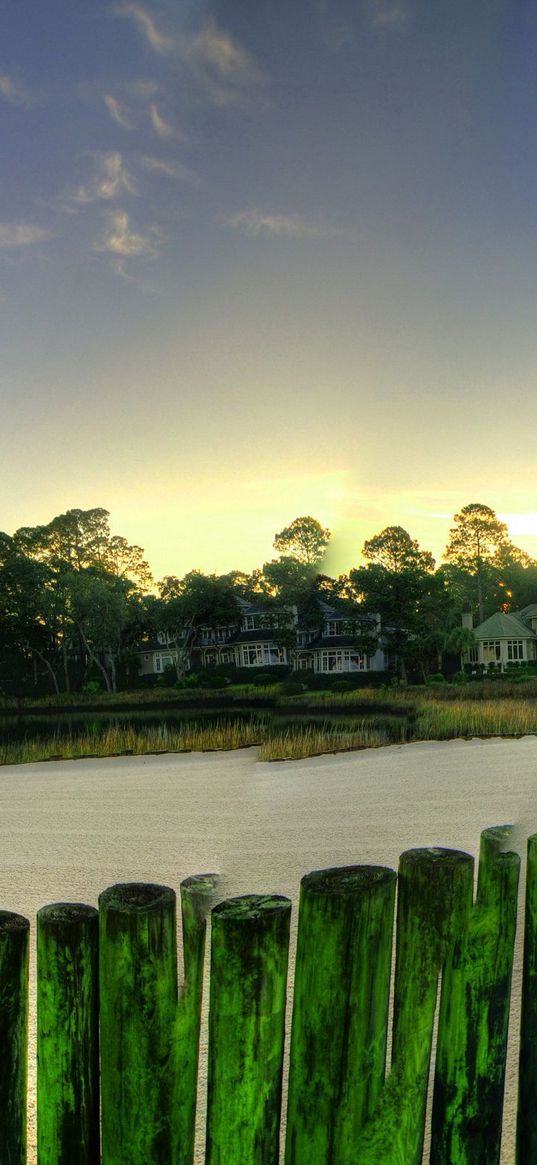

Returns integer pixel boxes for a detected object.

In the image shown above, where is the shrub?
[280,681,307,695]
[428,673,447,684]
[82,680,102,695]
[331,680,354,692]
[253,672,277,687]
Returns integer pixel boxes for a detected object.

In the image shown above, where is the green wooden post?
[206,893,291,1165]
[517,831,537,1164]
[432,825,519,1165]
[99,883,178,1165]
[285,865,396,1165]
[354,846,474,1165]
[37,902,100,1165]
[0,910,29,1165]
[173,873,218,1165]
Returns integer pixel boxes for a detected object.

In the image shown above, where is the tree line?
[1,503,535,695]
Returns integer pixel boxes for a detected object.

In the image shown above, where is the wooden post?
[37,903,100,1165]
[99,882,178,1165]
[432,826,519,1165]
[206,893,291,1165]
[517,831,537,1164]
[285,865,396,1165]
[354,846,474,1165]
[173,873,218,1165]
[0,910,29,1165]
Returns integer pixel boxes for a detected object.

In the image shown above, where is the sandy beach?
[2,736,537,1163]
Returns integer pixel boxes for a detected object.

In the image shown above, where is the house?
[462,605,537,672]
[135,598,386,676]
[295,602,384,674]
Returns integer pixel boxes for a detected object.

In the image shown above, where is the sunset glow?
[3,3,537,577]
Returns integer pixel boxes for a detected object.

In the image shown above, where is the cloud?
[149,102,178,140]
[113,4,263,106]
[113,1,176,54]
[139,155,201,185]
[94,210,157,257]
[366,0,407,27]
[103,94,134,129]
[226,208,323,238]
[0,223,50,248]
[72,152,137,204]
[0,73,28,104]
[183,18,264,106]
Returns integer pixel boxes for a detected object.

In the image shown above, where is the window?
[507,640,524,661]
[326,621,338,637]
[242,644,264,666]
[482,641,502,661]
[317,649,367,672]
[243,615,260,630]
[468,647,478,663]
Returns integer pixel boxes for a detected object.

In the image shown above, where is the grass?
[4,683,537,766]
[257,721,401,761]
[0,720,264,767]
[414,698,537,740]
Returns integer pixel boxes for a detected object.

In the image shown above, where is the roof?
[473,611,537,640]
[228,629,287,644]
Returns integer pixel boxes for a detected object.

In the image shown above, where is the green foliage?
[273,515,331,566]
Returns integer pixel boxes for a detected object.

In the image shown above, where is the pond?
[0,705,415,753]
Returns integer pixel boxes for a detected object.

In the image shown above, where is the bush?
[82,680,102,695]
[174,673,200,690]
[427,673,447,684]
[331,680,354,692]
[253,672,277,687]
[280,681,307,695]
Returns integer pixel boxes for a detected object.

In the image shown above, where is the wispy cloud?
[113,4,263,106]
[0,72,28,104]
[72,152,137,205]
[185,18,264,106]
[0,223,50,248]
[226,208,323,239]
[94,210,157,257]
[139,155,201,185]
[367,0,407,28]
[103,94,134,129]
[149,102,178,140]
[113,1,176,54]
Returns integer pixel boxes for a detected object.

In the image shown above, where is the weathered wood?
[36,902,99,1165]
[354,846,474,1165]
[99,882,178,1165]
[0,910,29,1165]
[206,893,291,1165]
[517,832,537,1164]
[285,865,396,1165]
[432,825,519,1165]
[172,873,218,1165]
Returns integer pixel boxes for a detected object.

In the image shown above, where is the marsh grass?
[0,719,264,767]
[258,721,393,761]
[415,698,537,740]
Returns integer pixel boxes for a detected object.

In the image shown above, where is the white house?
[462,605,537,672]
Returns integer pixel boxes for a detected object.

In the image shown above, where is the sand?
[1,735,537,1163]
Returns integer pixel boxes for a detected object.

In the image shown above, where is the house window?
[242,644,264,666]
[317,649,367,672]
[264,644,285,664]
[482,641,502,661]
[326,621,338,637]
[244,615,260,630]
[507,641,524,661]
[468,647,478,663]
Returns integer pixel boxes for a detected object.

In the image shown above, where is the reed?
[0,719,264,766]
[415,698,537,739]
[258,722,393,761]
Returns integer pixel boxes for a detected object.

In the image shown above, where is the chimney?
[461,611,473,630]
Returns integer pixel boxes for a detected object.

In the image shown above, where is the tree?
[156,572,241,678]
[362,526,435,573]
[273,516,331,566]
[443,504,510,623]
[352,528,451,680]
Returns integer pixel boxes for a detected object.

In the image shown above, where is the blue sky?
[4,1,537,579]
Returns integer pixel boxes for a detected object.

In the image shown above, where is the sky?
[4,0,537,581]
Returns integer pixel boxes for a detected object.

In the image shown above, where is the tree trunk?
[28,647,60,696]
[62,642,71,693]
[77,626,112,693]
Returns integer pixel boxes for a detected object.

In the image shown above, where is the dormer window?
[157,631,167,645]
[326,620,338,637]
[243,614,260,630]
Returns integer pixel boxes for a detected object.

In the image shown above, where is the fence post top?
[99,882,176,913]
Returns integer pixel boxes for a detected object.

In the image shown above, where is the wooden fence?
[1,825,535,1164]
